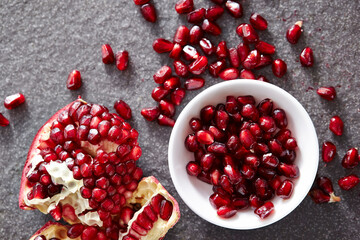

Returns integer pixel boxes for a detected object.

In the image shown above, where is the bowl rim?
[168,80,319,230]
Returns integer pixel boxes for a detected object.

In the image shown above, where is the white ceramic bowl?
[168,80,318,230]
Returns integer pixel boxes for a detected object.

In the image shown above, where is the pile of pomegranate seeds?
[184,95,300,219]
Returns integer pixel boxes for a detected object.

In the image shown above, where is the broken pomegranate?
[4,93,26,109]
[20,98,180,239]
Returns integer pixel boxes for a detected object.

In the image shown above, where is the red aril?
[152,39,174,53]
[66,70,82,90]
[228,48,240,68]
[225,0,243,18]
[189,25,203,44]
[338,175,359,190]
[219,68,239,80]
[196,130,215,145]
[329,115,343,136]
[206,5,224,21]
[241,24,259,43]
[255,41,275,55]
[188,56,208,75]
[216,41,228,60]
[249,13,268,30]
[173,60,189,77]
[4,93,25,109]
[151,86,170,102]
[175,0,194,14]
[237,42,250,63]
[186,161,201,176]
[217,205,237,218]
[201,19,222,36]
[140,3,157,22]
[276,180,293,199]
[164,77,181,90]
[114,100,132,120]
[254,201,274,219]
[257,75,269,82]
[199,38,215,55]
[141,107,160,122]
[157,114,175,127]
[322,141,336,163]
[317,86,336,100]
[341,148,359,169]
[209,60,226,77]
[133,0,150,5]
[300,47,314,67]
[182,45,200,61]
[153,66,172,84]
[101,44,115,64]
[173,25,190,46]
[0,113,10,127]
[255,54,272,69]
[159,100,175,117]
[272,59,287,78]
[317,176,341,202]
[187,8,205,23]
[169,43,183,59]
[170,88,186,106]
[243,50,260,69]
[286,21,303,44]
[116,51,129,71]
[185,78,205,90]
[239,69,255,79]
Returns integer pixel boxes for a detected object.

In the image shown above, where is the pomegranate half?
[19,98,180,240]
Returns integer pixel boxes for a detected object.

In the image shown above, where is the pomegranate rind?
[29,221,77,240]
[19,101,76,210]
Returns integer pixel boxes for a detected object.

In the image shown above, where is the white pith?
[29,223,76,240]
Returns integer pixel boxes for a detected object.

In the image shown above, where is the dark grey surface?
[0,0,359,239]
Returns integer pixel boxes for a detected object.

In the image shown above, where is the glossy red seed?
[185,78,205,90]
[174,25,190,46]
[309,188,330,203]
[67,224,84,238]
[153,39,174,53]
[237,42,250,63]
[254,202,274,219]
[273,108,288,128]
[114,100,132,120]
[81,226,98,240]
[209,193,231,209]
[211,0,225,4]
[169,43,182,59]
[286,21,303,44]
[272,59,287,77]
[329,115,343,136]
[278,163,299,178]
[239,69,255,79]
[151,86,170,102]
[255,41,275,55]
[317,177,335,195]
[219,68,239,80]
[317,86,336,100]
[249,13,268,30]
[241,23,259,43]
[199,38,215,55]
[276,180,294,199]
[173,60,189,77]
[116,51,129,71]
[322,141,336,163]
[66,70,82,90]
[228,48,240,68]
[196,130,214,145]
[140,3,157,22]
[187,8,205,23]
[300,47,314,67]
[175,0,194,14]
[239,129,255,149]
[189,25,203,44]
[133,0,150,4]
[159,100,175,117]
[157,114,175,127]
[216,41,228,60]
[201,19,222,36]
[186,161,201,176]
[164,76,181,90]
[200,105,215,123]
[206,5,224,21]
[153,66,172,84]
[243,50,260,69]
[341,148,359,169]
[200,153,215,172]
[225,0,242,18]
[160,200,173,220]
[183,45,200,61]
[255,54,273,69]
[262,153,279,168]
[188,56,208,75]
[338,175,360,190]
[249,194,263,208]
[4,93,25,109]
[171,88,186,106]
[285,137,297,150]
[217,205,237,218]
[189,118,202,132]
[101,44,115,64]
[209,60,226,77]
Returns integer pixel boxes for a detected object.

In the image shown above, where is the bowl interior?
[168,80,318,230]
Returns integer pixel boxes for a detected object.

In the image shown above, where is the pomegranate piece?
[209,60,226,77]
[189,25,203,44]
[216,41,228,60]
[186,161,201,176]
[239,69,255,79]
[133,0,150,5]
[173,60,189,77]
[272,59,287,78]
[228,48,240,68]
[276,180,294,199]
[101,44,115,64]
[152,86,170,102]
[206,5,224,21]
[116,51,129,71]
[202,19,222,36]
[243,50,260,69]
[286,21,303,44]
[254,201,274,219]
[173,25,190,46]
[329,115,343,136]
[217,205,237,218]
[255,41,275,55]
[317,176,341,202]
[159,100,175,117]
[338,175,360,190]
[114,100,132,120]
[300,47,314,67]
[241,23,259,43]
[341,148,359,169]
[175,0,194,14]
[199,38,215,55]
[187,8,205,23]
[322,141,336,163]
[140,3,157,22]
[170,88,186,106]
[4,93,25,109]
[188,56,208,75]
[219,68,239,81]
[185,78,205,90]
[157,114,175,127]
[317,86,336,101]
[66,70,82,90]
[225,0,243,18]
[237,42,250,63]
[153,38,174,53]
[153,65,172,84]
[250,13,268,30]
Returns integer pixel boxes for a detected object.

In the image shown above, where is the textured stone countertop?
[0,0,359,239]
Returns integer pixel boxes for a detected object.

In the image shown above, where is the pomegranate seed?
[196,130,214,145]
[171,88,186,105]
[329,115,343,136]
[140,3,157,22]
[284,137,297,150]
[186,161,201,176]
[201,19,222,36]
[300,47,314,67]
[157,114,175,127]
[239,69,255,79]
[255,41,275,55]
[237,42,250,63]
[173,60,189,77]
[189,118,202,132]
[250,13,268,30]
[219,68,239,80]
[164,76,181,90]
[151,86,170,101]
[67,224,84,238]
[216,41,228,60]
[189,25,203,44]
[255,54,273,69]
[317,86,336,100]
[116,51,129,71]
[241,23,259,43]
[278,163,299,178]
[228,48,240,68]
[209,193,231,209]
[173,25,190,46]
[257,75,269,82]
[224,164,241,184]
[141,107,160,121]
[185,78,205,90]
[0,113,9,127]
[183,45,200,61]
[200,105,215,123]
[236,23,245,37]
[249,194,263,208]
[153,65,172,84]
[101,44,115,64]
[82,226,98,240]
[159,100,175,117]
[152,38,174,53]
[206,5,224,21]
[254,201,273,219]
[175,0,194,14]
[197,171,211,184]
[160,200,173,220]
[217,205,237,218]
[199,38,215,55]
[66,70,82,90]
[187,8,205,23]
[286,21,303,44]
[338,175,360,190]
[4,93,25,109]
[114,100,132,120]
[272,59,287,78]
[273,108,288,128]
[188,56,208,75]
[225,0,243,18]
[276,180,294,199]
[317,176,341,202]
[243,50,260,69]
[239,129,255,149]
[309,188,330,203]
[209,60,226,77]
[92,188,107,202]
[322,141,336,163]
[257,98,273,115]
[241,104,259,122]
[262,153,279,168]
[169,43,183,59]
[341,148,359,169]
[215,110,229,131]
[133,0,150,4]
[211,0,225,4]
